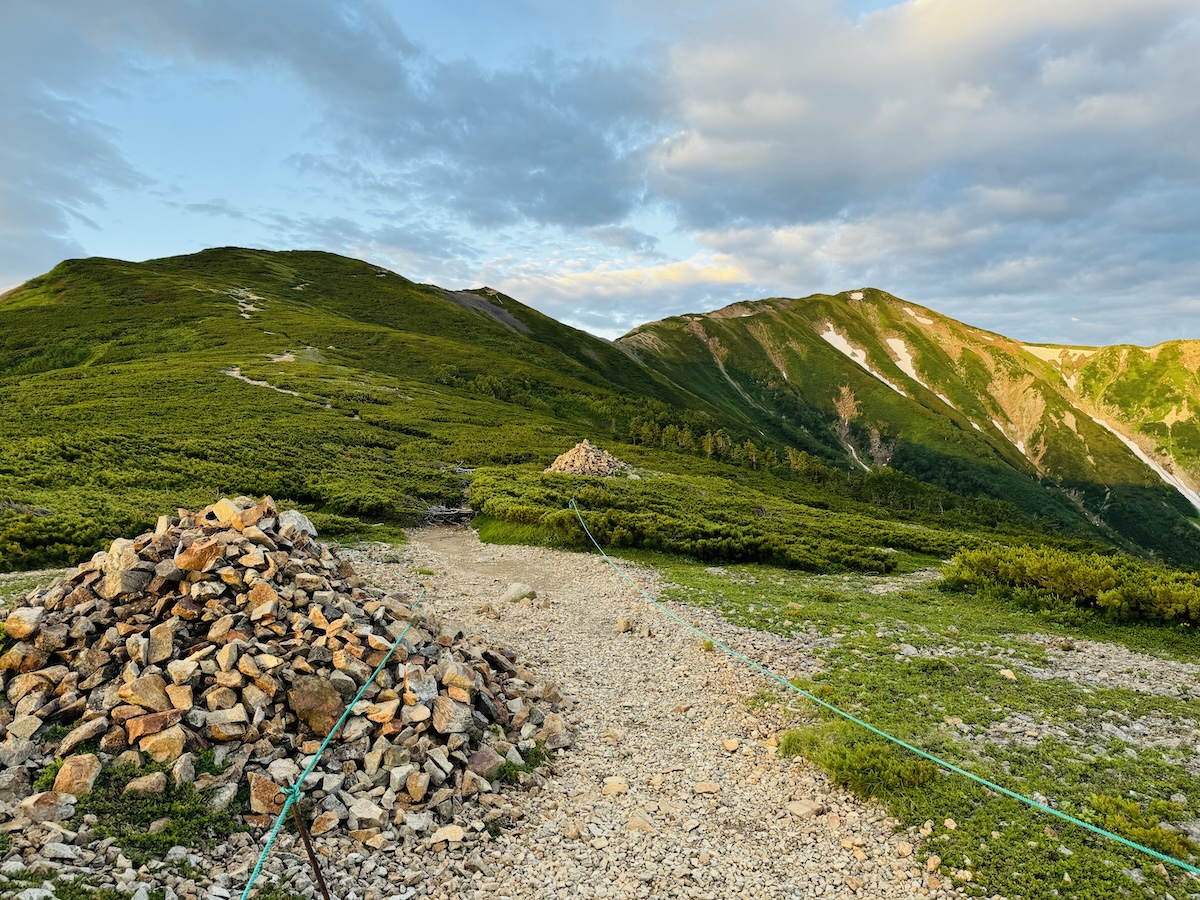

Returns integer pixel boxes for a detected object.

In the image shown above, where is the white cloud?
[3,0,1200,346]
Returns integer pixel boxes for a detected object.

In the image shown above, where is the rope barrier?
[568,499,1200,878]
[238,575,427,899]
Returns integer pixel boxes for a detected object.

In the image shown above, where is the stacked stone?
[543,439,631,476]
[0,496,572,843]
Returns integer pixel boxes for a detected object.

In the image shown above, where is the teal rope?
[568,499,1200,878]
[239,577,427,899]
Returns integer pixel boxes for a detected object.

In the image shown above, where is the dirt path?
[343,527,959,899]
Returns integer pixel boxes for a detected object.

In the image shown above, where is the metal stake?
[291,801,334,900]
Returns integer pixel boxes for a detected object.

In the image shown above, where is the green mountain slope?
[1,249,1197,570]
[618,289,1200,563]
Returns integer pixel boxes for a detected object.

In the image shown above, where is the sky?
[3,1,1199,346]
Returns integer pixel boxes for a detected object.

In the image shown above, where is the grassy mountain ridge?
[620,288,1200,563]
[0,248,1197,571]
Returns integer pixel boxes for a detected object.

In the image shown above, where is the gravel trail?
[335,525,961,900]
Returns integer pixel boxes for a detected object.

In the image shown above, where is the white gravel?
[327,526,965,900]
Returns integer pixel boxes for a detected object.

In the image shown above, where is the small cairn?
[543,439,632,476]
[0,496,572,844]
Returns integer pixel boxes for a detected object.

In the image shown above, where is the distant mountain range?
[1,248,1197,567]
[620,289,1200,563]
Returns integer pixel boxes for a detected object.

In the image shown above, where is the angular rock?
[4,607,44,641]
[430,824,465,844]
[310,810,340,836]
[58,716,110,756]
[603,777,629,796]
[431,695,472,734]
[406,770,431,803]
[248,580,279,609]
[278,509,317,537]
[97,567,152,601]
[139,724,186,762]
[7,715,42,741]
[467,745,505,780]
[349,796,387,830]
[786,799,825,819]
[405,666,439,705]
[498,583,536,603]
[52,754,102,797]
[126,709,185,744]
[124,771,168,795]
[289,675,345,735]
[166,659,198,685]
[147,619,178,664]
[176,540,224,572]
[16,790,76,822]
[247,772,284,814]
[118,674,172,712]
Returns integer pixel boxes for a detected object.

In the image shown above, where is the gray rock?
[15,790,76,822]
[278,509,317,536]
[0,765,29,802]
[41,841,80,860]
[499,582,536,603]
[328,670,359,702]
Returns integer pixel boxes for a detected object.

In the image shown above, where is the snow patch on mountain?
[1090,416,1200,513]
[885,338,926,387]
[820,324,906,397]
[902,307,934,325]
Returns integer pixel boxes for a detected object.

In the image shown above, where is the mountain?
[619,288,1200,563]
[0,249,1197,570]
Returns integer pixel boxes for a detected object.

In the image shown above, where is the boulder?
[52,754,102,797]
[4,607,44,641]
[289,675,345,735]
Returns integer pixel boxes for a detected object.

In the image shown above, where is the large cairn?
[543,439,631,476]
[0,496,572,843]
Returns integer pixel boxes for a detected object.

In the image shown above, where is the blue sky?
[3,0,1198,345]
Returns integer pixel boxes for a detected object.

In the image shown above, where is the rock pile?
[0,496,572,845]
[543,439,631,476]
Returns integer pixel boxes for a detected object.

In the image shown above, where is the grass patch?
[33,758,64,791]
[74,761,248,865]
[495,741,550,785]
[780,722,938,803]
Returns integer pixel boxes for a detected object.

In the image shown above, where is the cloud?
[0,5,148,285]
[4,0,1200,346]
[654,0,1200,225]
[584,225,661,253]
[182,198,252,220]
[113,2,670,231]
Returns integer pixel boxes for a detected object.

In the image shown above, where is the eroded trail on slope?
[347,526,958,900]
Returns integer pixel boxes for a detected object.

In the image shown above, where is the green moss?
[33,758,64,791]
[495,741,550,784]
[73,761,248,865]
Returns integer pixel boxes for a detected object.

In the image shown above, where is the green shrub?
[75,761,248,864]
[33,758,64,791]
[1088,794,1197,859]
[778,723,938,802]
[943,545,1200,625]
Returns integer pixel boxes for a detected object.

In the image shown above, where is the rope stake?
[568,499,1200,879]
